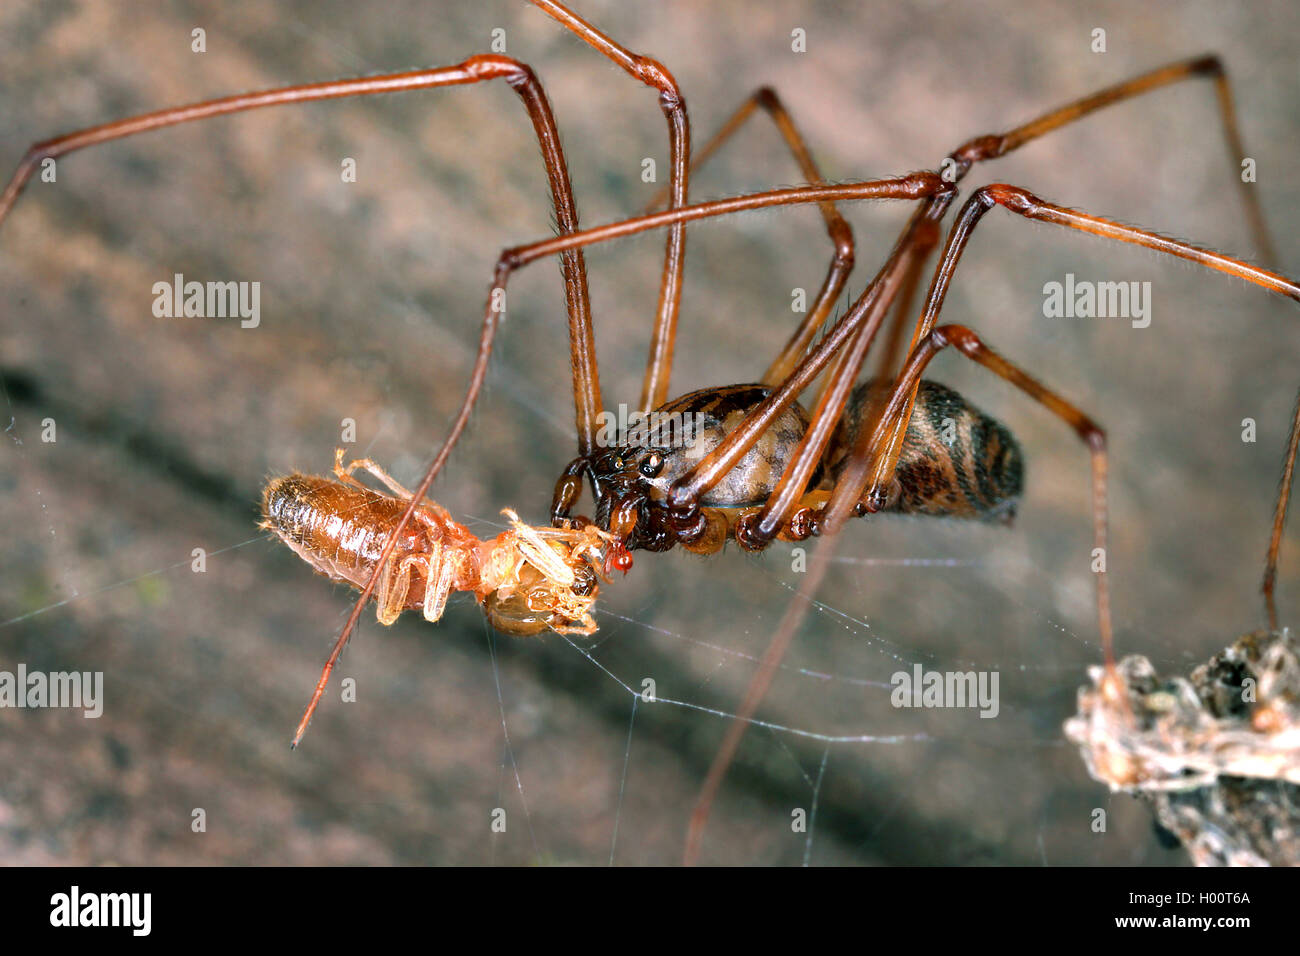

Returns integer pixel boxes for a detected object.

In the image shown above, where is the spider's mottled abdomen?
[836,380,1024,523]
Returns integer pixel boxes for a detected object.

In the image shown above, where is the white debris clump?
[1066,629,1300,866]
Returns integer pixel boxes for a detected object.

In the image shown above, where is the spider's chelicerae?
[3,0,1298,866]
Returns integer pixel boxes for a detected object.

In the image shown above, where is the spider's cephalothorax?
[552,380,1024,567]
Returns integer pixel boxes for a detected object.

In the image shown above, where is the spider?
[3,0,1298,866]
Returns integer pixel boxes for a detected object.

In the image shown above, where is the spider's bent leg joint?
[665,502,707,542]
[979,183,1038,214]
[862,477,903,515]
[950,133,1009,170]
[550,456,589,525]
[734,511,770,552]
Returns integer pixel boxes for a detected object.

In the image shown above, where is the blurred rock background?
[1,0,1298,865]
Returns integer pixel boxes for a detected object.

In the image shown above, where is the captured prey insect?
[261,449,614,638]
[259,449,616,736]
[4,0,1300,866]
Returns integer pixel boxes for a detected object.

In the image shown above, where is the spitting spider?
[3,1,1298,866]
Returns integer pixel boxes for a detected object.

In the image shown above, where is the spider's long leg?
[643,86,857,387]
[872,55,1285,468]
[946,54,1277,266]
[873,213,938,382]
[872,54,1278,400]
[0,55,603,456]
[1264,387,1300,630]
[866,184,1300,506]
[529,0,690,413]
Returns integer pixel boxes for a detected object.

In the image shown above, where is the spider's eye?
[639,453,663,478]
[613,457,626,471]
